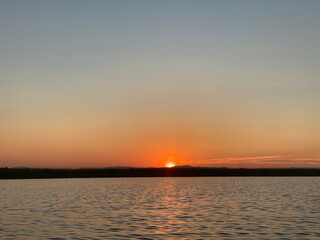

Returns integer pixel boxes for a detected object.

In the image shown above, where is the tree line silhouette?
[0,167,319,179]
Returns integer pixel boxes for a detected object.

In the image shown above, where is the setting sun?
[165,162,176,168]
[164,155,177,168]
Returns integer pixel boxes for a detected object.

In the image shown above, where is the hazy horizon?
[1,1,320,168]
[4,165,320,170]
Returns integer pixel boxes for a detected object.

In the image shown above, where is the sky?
[1,0,320,168]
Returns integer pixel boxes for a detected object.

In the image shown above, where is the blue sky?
[1,1,320,167]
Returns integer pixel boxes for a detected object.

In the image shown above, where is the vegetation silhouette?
[0,167,319,179]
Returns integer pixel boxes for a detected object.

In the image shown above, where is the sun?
[165,162,175,168]
[164,155,177,168]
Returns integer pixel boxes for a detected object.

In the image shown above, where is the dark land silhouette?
[0,167,319,179]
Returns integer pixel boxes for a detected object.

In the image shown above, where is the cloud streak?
[191,155,320,168]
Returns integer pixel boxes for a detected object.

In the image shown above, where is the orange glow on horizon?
[165,162,175,168]
[164,155,177,168]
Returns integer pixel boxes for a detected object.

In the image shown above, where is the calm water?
[0,177,319,239]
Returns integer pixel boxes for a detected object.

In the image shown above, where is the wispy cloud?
[190,154,320,168]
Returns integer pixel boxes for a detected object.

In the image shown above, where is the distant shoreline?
[1,167,319,179]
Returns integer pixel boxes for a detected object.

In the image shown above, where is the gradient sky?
[1,0,320,168]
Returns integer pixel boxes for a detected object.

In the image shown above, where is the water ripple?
[0,177,319,239]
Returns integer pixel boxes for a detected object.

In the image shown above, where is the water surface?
[1,177,319,239]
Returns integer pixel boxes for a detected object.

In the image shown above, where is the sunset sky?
[1,1,320,168]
